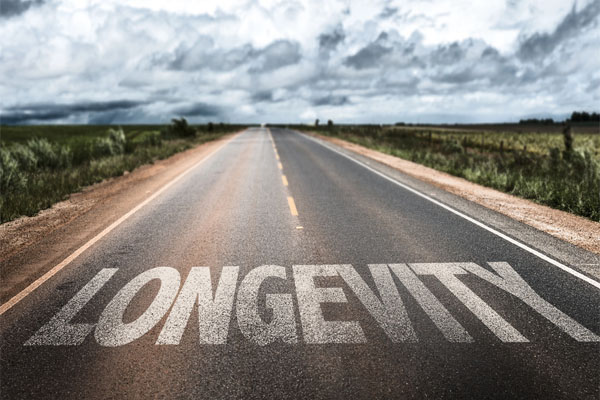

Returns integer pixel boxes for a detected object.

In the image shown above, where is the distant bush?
[135,131,162,146]
[519,118,555,125]
[163,118,196,138]
[569,111,599,123]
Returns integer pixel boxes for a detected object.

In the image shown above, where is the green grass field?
[294,123,600,221]
[0,121,245,223]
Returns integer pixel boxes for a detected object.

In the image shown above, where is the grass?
[0,121,245,223]
[294,123,600,222]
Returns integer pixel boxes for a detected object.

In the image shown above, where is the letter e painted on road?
[293,265,366,344]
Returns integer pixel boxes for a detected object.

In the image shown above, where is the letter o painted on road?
[95,267,180,347]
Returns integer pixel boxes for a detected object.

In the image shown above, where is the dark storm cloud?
[312,95,349,106]
[171,102,221,117]
[517,0,600,61]
[318,26,345,52]
[0,0,44,18]
[344,33,392,69]
[1,100,147,124]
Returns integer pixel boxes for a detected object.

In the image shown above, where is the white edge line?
[299,131,600,290]
[0,133,240,316]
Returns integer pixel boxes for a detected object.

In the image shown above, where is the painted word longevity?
[27,263,599,346]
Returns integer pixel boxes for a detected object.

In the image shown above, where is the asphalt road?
[1,128,599,399]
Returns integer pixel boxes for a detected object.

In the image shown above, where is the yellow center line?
[269,128,300,221]
[287,196,299,216]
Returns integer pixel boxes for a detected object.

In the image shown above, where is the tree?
[166,117,195,137]
[569,111,599,123]
[315,119,319,127]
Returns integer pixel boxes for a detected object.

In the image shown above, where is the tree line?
[519,111,599,125]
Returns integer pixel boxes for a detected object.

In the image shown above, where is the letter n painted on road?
[157,266,239,345]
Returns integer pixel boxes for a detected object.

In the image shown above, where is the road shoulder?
[304,131,600,276]
[0,133,238,303]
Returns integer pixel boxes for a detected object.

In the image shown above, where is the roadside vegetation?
[0,119,244,223]
[296,119,600,222]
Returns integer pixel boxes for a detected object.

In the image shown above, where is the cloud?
[249,40,302,73]
[163,38,301,74]
[0,0,598,124]
[318,26,345,52]
[251,91,273,102]
[0,0,44,18]
[312,95,350,106]
[517,0,600,61]
[344,33,392,69]
[379,7,398,19]
[1,100,146,124]
[171,102,221,117]
[430,42,466,65]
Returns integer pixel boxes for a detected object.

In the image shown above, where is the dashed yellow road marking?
[269,128,300,220]
[287,197,298,216]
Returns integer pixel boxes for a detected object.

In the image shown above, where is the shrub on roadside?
[1,123,243,223]
[109,128,126,153]
[10,143,38,171]
[26,138,72,169]
[0,148,27,194]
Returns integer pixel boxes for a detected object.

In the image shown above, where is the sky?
[1,0,599,124]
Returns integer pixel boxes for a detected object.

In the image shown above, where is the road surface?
[1,128,599,399]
